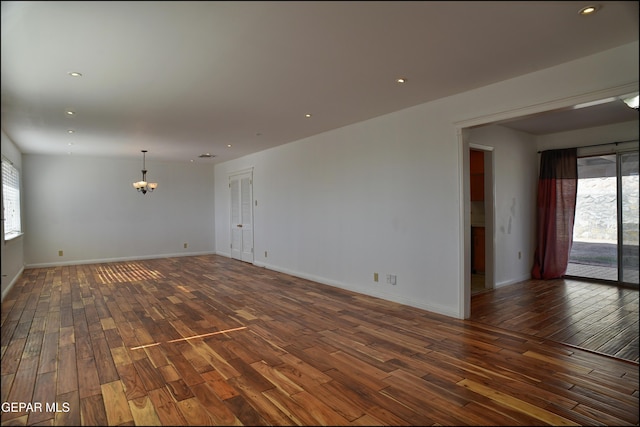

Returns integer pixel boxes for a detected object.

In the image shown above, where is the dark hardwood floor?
[470,278,639,363]
[470,279,640,363]
[1,255,638,426]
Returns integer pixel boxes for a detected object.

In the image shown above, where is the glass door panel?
[620,151,639,285]
[567,150,639,286]
[568,155,618,281]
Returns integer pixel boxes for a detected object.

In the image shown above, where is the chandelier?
[132,150,158,194]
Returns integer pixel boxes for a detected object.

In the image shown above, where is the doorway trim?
[461,141,495,318]
[455,82,638,319]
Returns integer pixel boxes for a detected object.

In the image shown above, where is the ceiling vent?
[198,153,216,158]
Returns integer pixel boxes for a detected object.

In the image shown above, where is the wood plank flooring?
[470,278,639,363]
[1,255,638,426]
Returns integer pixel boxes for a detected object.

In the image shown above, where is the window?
[2,157,22,240]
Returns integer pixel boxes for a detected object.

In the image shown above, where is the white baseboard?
[1,265,25,302]
[496,273,531,288]
[252,261,459,319]
[24,251,217,268]
[20,251,471,320]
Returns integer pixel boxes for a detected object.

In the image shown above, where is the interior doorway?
[458,86,637,319]
[468,145,495,296]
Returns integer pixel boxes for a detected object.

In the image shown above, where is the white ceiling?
[1,1,638,164]
[495,95,638,135]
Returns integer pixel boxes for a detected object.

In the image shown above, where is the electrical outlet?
[374,272,379,282]
[58,250,64,257]
[184,243,188,249]
[518,251,522,259]
[264,251,268,258]
[387,274,397,285]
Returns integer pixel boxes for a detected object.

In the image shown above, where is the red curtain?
[531,148,578,279]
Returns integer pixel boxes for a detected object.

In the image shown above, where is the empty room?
[1,1,638,426]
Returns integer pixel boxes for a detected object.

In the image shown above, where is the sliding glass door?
[567,150,638,286]
[620,151,639,285]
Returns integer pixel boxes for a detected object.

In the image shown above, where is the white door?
[230,170,254,263]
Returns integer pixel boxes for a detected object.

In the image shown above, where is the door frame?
[456,83,638,319]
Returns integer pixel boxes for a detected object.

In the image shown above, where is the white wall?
[537,120,639,153]
[1,130,24,300]
[466,125,538,287]
[23,154,216,266]
[216,103,463,317]
[215,41,638,319]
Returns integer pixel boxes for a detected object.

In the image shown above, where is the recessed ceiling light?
[396,77,407,83]
[578,5,599,15]
[67,129,75,133]
[68,71,82,77]
[66,110,75,115]
[67,142,73,146]
[305,113,312,118]
[227,144,232,148]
